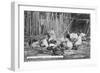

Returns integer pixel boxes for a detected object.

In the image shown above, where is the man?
[49,28,56,41]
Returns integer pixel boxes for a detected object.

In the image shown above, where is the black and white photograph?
[24,11,90,62]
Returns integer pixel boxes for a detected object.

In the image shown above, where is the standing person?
[49,28,56,41]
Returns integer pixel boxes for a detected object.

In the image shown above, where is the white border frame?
[11,2,97,71]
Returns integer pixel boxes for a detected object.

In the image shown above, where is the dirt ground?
[24,40,90,62]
